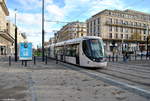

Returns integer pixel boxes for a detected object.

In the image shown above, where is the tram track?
[96,69,150,86]
[99,69,150,79]
[112,62,150,71]
[60,62,150,99]
[109,63,150,73]
[106,65,150,77]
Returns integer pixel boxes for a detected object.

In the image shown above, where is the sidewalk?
[0,57,149,101]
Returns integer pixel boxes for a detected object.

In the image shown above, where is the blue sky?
[6,0,150,48]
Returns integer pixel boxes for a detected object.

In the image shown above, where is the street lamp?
[14,9,18,61]
[42,0,45,61]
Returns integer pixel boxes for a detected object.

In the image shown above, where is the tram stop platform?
[0,57,149,101]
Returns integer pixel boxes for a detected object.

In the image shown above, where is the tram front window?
[83,39,104,61]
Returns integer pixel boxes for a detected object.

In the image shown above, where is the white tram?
[47,36,107,68]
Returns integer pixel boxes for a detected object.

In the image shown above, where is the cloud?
[8,0,137,48]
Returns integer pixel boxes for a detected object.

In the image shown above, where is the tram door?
[76,45,80,65]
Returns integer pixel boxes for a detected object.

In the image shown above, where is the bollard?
[45,55,47,64]
[109,55,111,62]
[135,54,137,60]
[116,55,118,62]
[146,55,148,60]
[112,54,115,62]
[22,60,24,66]
[129,55,131,61]
[56,55,58,64]
[34,56,36,65]
[141,54,143,60]
[9,56,11,66]
[25,61,27,67]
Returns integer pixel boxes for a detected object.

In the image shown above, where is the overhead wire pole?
[42,0,45,62]
[14,9,18,62]
[146,25,149,58]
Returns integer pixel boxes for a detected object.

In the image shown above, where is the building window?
[144,30,146,34]
[120,27,123,32]
[125,34,128,39]
[109,33,112,39]
[115,26,118,32]
[134,22,137,26]
[115,33,118,39]
[131,29,133,33]
[144,36,146,40]
[109,26,112,32]
[124,21,128,25]
[97,32,100,36]
[97,18,100,24]
[120,20,123,24]
[125,28,128,33]
[121,34,123,39]
[115,19,118,24]
[97,25,100,32]
[109,18,112,23]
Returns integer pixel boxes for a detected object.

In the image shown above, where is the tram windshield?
[82,39,104,61]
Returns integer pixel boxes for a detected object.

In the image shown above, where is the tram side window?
[55,46,64,55]
[65,44,78,57]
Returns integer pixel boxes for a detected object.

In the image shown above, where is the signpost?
[19,43,32,61]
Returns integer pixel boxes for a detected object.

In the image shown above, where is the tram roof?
[54,36,102,47]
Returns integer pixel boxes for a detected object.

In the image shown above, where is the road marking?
[61,62,150,99]
[26,72,37,101]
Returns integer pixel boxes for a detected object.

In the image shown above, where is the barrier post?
[25,61,27,67]
[34,56,36,65]
[9,56,11,66]
[45,55,47,64]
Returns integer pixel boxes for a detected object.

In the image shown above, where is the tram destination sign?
[19,42,32,60]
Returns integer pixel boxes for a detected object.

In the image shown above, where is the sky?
[6,0,150,48]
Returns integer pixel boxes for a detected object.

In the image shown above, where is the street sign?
[19,42,32,60]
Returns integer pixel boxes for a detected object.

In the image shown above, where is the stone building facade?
[0,0,27,55]
[87,9,150,54]
[56,21,87,42]
[0,0,14,55]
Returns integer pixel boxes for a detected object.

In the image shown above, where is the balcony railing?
[106,21,147,30]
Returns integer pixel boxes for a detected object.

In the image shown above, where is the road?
[0,56,149,101]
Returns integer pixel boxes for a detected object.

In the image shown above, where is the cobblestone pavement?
[0,56,149,101]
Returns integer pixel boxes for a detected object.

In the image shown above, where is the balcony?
[106,21,148,30]
[0,29,14,42]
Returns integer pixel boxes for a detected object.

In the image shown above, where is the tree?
[130,32,142,41]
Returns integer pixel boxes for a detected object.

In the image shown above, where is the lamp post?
[14,9,18,61]
[42,0,45,61]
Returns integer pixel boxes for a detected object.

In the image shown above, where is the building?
[56,21,87,42]
[0,0,14,55]
[87,9,150,54]
[17,31,27,43]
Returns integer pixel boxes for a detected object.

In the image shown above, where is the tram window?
[65,44,78,57]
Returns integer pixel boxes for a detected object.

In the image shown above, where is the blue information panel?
[19,43,32,60]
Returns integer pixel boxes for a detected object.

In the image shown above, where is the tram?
[47,36,107,68]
